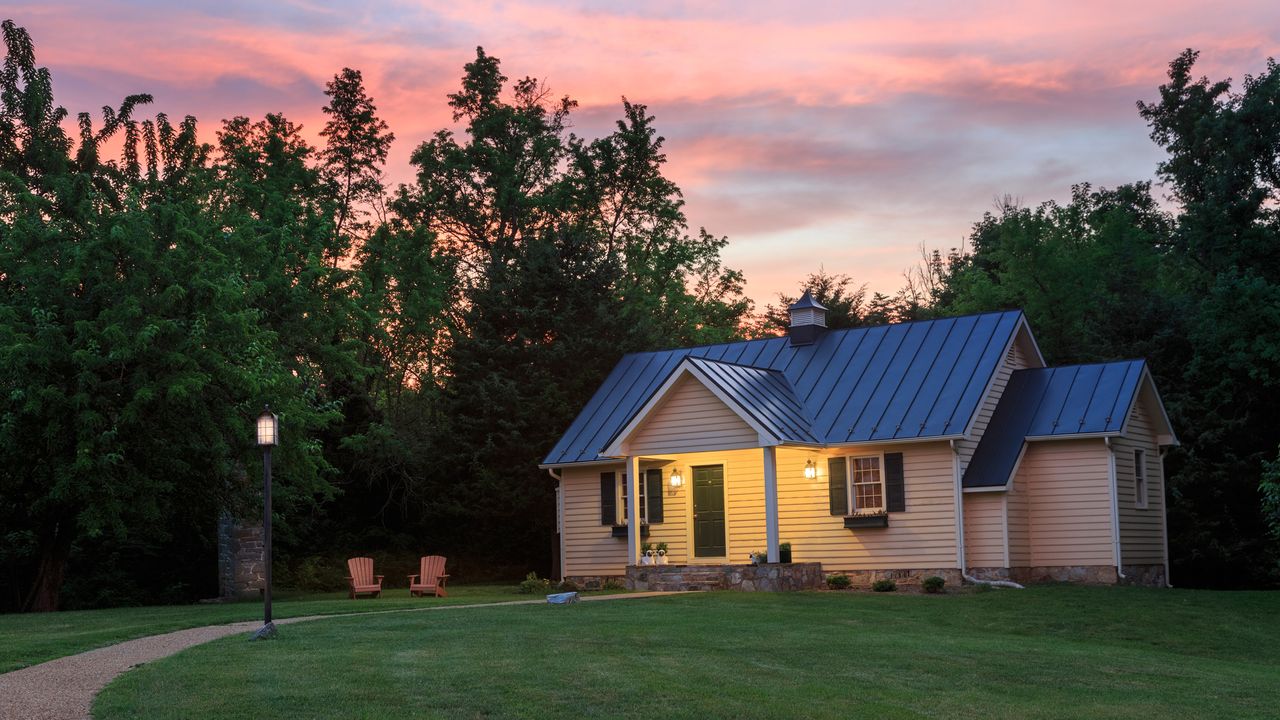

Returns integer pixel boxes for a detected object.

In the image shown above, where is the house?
[540,296,1177,590]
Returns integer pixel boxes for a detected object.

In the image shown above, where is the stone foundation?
[1010,565,1118,585]
[624,562,826,592]
[965,567,1012,582]
[824,568,963,588]
[1119,564,1167,587]
[217,515,265,599]
[561,575,627,591]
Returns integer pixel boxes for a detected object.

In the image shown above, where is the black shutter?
[600,472,616,525]
[828,457,848,515]
[885,453,905,513]
[646,469,664,523]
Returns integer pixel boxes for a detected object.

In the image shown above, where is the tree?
[0,20,335,610]
[924,48,1280,586]
[320,68,394,244]
[390,48,750,570]
[760,268,870,333]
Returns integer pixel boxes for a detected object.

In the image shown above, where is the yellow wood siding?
[1017,440,1116,566]
[559,442,960,575]
[1113,394,1167,565]
[560,464,628,576]
[1006,471,1031,566]
[560,462,692,576]
[963,491,1006,567]
[624,375,759,455]
[775,444,958,571]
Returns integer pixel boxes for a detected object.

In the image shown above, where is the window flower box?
[611,524,650,539]
[844,512,889,529]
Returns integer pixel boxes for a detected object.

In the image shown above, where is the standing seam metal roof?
[543,310,1025,465]
[961,359,1147,488]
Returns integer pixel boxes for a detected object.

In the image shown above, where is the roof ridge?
[1012,358,1146,374]
[621,309,1026,358]
[685,355,787,373]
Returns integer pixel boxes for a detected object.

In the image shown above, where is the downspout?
[547,468,565,581]
[1158,448,1173,587]
[1105,437,1127,582]
[951,439,1024,589]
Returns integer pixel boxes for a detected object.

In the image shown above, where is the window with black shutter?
[599,472,616,525]
[832,452,907,520]
[828,457,848,515]
[601,469,663,526]
[645,468,664,523]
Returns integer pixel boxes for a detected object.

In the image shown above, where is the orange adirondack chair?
[346,557,384,599]
[408,555,449,598]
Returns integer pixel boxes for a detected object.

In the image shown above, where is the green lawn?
[0,585,573,673]
[92,585,1279,719]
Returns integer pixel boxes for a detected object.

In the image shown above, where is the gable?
[542,310,1027,466]
[962,359,1177,489]
[623,375,760,455]
[1124,372,1178,446]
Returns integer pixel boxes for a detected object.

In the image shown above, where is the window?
[1134,449,1148,509]
[828,453,906,517]
[600,469,664,526]
[618,474,648,524]
[849,455,884,514]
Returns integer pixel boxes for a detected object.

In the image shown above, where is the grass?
[0,585,590,673]
[91,585,1279,719]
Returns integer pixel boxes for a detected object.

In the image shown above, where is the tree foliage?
[0,20,338,610]
[919,51,1280,587]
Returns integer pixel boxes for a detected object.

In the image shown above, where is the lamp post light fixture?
[804,459,818,480]
[250,406,278,641]
[669,467,684,488]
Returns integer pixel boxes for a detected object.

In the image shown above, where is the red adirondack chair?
[408,555,449,598]
[346,557,383,599]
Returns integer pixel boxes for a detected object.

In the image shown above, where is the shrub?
[826,574,852,590]
[871,579,897,592]
[602,577,626,591]
[922,576,946,594]
[556,579,580,593]
[518,571,551,595]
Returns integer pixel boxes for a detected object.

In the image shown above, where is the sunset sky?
[12,1,1279,304]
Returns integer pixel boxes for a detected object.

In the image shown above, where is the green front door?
[692,465,726,557]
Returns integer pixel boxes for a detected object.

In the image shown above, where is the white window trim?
[616,472,650,525]
[1134,449,1148,509]
[845,453,886,515]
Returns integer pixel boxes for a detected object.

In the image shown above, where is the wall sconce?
[670,468,684,487]
[804,459,818,480]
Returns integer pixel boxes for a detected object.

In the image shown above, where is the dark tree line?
[0,22,750,611]
[1,16,1276,611]
[915,51,1280,587]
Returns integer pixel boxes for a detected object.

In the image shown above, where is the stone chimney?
[788,291,828,346]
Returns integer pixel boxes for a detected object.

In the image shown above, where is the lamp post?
[250,406,278,641]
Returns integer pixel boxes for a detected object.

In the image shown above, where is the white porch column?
[763,446,780,563]
[627,455,641,566]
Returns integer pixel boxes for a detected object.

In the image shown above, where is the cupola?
[787,291,828,346]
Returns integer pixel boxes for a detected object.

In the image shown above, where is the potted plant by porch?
[640,542,655,565]
[779,542,792,564]
[656,542,669,565]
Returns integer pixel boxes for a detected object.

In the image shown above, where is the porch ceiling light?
[804,459,818,480]
[670,468,684,487]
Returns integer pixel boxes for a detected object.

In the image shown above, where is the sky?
[10,1,1280,305]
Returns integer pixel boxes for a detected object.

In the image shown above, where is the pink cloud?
[10,0,1279,303]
